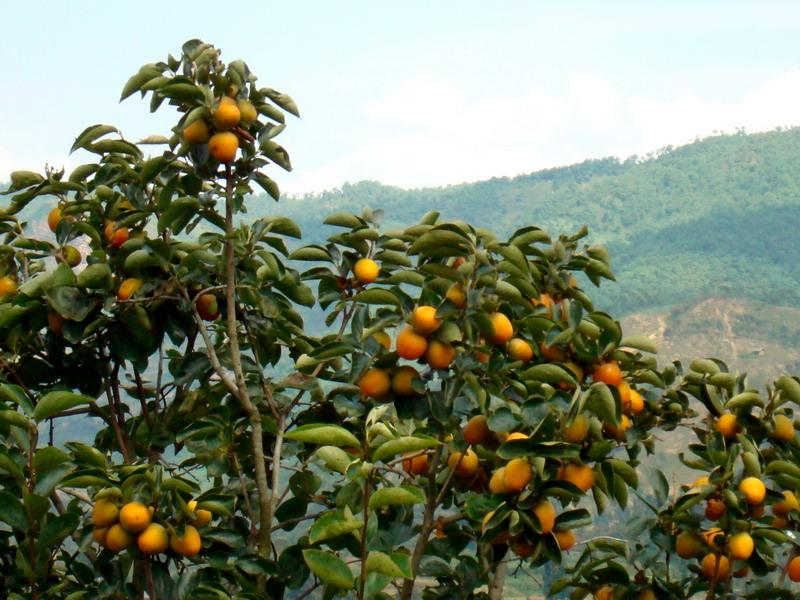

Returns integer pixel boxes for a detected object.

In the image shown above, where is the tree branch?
[222,165,273,575]
[400,436,444,600]
[488,561,508,600]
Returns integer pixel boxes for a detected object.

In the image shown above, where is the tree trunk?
[489,561,507,600]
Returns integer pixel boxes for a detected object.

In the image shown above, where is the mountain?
[271,127,800,316]
[623,297,800,386]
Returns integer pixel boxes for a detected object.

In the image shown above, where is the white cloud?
[285,68,800,194]
[6,69,800,196]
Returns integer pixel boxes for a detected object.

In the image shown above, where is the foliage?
[1,39,800,600]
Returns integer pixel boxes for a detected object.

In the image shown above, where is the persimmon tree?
[1,39,800,600]
[555,366,800,599]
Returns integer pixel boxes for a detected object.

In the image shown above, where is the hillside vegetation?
[271,127,800,316]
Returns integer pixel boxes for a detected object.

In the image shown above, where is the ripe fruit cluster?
[181,94,258,164]
[481,497,578,558]
[358,303,460,399]
[91,497,211,558]
[660,403,800,592]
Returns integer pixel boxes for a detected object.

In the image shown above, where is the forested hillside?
[268,127,800,316]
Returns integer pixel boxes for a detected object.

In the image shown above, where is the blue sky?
[2,1,799,192]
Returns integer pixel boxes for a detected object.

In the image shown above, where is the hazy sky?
[2,1,799,193]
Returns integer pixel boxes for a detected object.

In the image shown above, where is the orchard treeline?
[1,40,800,600]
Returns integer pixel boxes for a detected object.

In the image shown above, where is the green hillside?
[269,127,800,316]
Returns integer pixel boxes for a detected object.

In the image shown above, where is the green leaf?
[0,492,29,531]
[288,245,332,261]
[493,243,529,275]
[34,391,94,422]
[607,459,638,488]
[309,341,355,361]
[308,511,363,544]
[161,476,199,494]
[368,485,425,510]
[70,124,118,154]
[498,440,580,460]
[158,197,200,234]
[586,383,618,424]
[68,163,99,183]
[119,66,163,101]
[160,82,205,103]
[765,460,800,479]
[777,375,800,404]
[0,451,24,482]
[137,135,170,145]
[726,391,764,410]
[65,442,108,470]
[49,263,77,288]
[351,289,400,306]
[255,173,281,201]
[285,424,360,448]
[263,88,300,117]
[39,511,80,549]
[88,139,142,158]
[521,364,577,386]
[495,280,523,302]
[258,122,286,142]
[75,263,113,290]
[140,155,169,183]
[34,463,75,495]
[690,359,721,376]
[0,410,31,430]
[619,335,657,354]
[18,271,53,297]
[7,171,44,192]
[47,286,99,322]
[259,216,301,239]
[0,384,33,415]
[124,249,161,272]
[302,549,354,589]
[554,508,591,529]
[365,551,410,579]
[260,140,292,172]
[372,436,439,463]
[324,213,364,228]
[408,230,471,255]
[0,304,31,329]
[257,103,286,124]
[313,446,353,474]
[752,527,792,544]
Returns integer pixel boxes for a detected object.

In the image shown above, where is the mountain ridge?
[270,127,800,315]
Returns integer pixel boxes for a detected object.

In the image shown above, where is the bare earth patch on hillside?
[622,297,800,389]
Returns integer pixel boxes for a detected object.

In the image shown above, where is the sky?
[1,1,799,194]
